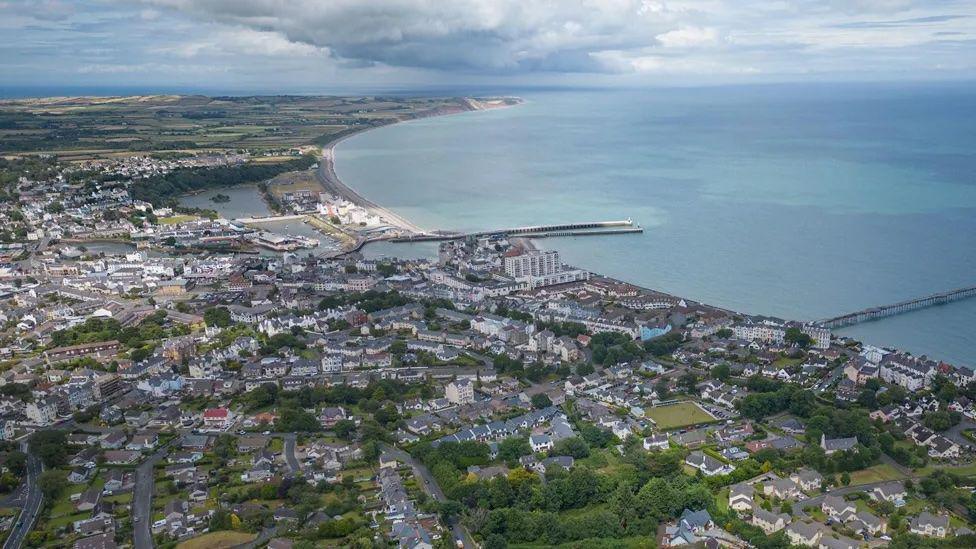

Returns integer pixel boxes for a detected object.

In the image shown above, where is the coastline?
[315,97,523,237]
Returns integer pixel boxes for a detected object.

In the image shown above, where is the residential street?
[380,444,477,548]
[133,444,173,549]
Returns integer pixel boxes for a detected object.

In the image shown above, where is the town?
[2,153,976,549]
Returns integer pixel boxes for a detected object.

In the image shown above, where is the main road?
[2,444,42,549]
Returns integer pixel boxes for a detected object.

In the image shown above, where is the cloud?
[656,27,721,48]
[832,14,969,28]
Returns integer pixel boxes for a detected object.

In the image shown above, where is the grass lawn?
[175,531,256,549]
[646,402,714,430]
[717,487,729,513]
[848,464,906,485]
[158,214,199,225]
[917,461,976,477]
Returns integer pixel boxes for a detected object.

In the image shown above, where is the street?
[380,444,476,548]
[133,444,172,549]
[3,444,42,549]
[282,433,301,475]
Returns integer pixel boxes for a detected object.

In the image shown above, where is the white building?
[445,380,474,405]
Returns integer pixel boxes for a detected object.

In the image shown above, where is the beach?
[315,97,522,237]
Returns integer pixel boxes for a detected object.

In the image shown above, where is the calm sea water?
[333,83,976,366]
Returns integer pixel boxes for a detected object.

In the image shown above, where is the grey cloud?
[831,14,969,28]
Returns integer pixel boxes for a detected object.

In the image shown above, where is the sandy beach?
[315,97,522,237]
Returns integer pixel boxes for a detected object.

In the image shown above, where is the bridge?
[390,219,638,242]
[817,285,976,328]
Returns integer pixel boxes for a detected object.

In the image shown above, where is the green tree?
[38,470,67,500]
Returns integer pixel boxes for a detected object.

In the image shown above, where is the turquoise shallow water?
[334,84,976,366]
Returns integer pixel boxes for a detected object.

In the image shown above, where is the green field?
[848,463,906,485]
[175,531,256,549]
[646,402,715,429]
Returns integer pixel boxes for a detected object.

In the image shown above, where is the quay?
[818,285,976,328]
[391,219,638,242]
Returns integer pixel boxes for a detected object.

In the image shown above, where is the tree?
[531,393,552,410]
[712,364,731,381]
[334,419,357,440]
[923,410,961,432]
[784,327,812,348]
[38,470,67,500]
[498,437,531,463]
[655,379,671,400]
[551,437,590,459]
[840,472,851,486]
[678,372,698,393]
[203,306,232,328]
[30,430,69,468]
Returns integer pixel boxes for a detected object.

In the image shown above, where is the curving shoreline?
[314,97,523,236]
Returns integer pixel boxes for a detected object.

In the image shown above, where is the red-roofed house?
[203,408,233,429]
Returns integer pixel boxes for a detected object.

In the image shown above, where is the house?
[790,469,824,493]
[664,508,714,546]
[379,451,399,469]
[530,434,553,453]
[202,407,233,429]
[786,521,823,547]
[821,495,855,519]
[752,508,790,533]
[910,512,950,538]
[728,483,754,513]
[73,533,118,549]
[642,433,670,451]
[69,466,96,484]
[818,535,862,549]
[76,487,102,512]
[685,451,734,476]
[763,478,800,500]
[820,434,858,455]
[850,510,886,536]
[927,435,960,459]
[871,481,907,506]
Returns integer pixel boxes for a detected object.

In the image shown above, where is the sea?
[328,83,976,367]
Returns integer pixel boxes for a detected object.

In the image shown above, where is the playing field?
[646,402,715,429]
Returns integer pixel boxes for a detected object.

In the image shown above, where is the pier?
[234,214,308,224]
[391,219,639,242]
[817,285,976,328]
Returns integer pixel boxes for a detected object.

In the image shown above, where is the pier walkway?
[391,219,639,242]
[234,214,307,224]
[817,285,976,328]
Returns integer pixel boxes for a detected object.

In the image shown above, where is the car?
[134,517,141,523]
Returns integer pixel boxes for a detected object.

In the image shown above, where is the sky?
[1,0,975,93]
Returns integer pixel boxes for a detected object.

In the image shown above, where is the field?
[0,95,499,159]
[175,531,256,549]
[158,214,199,225]
[646,402,715,429]
[848,463,906,485]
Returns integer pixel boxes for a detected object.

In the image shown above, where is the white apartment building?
[445,380,474,405]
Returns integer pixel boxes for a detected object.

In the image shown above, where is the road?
[944,419,976,450]
[133,444,173,549]
[380,444,476,548]
[3,445,42,549]
[282,433,301,475]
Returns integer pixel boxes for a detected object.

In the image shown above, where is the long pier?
[234,214,307,224]
[818,285,976,328]
[391,219,638,243]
